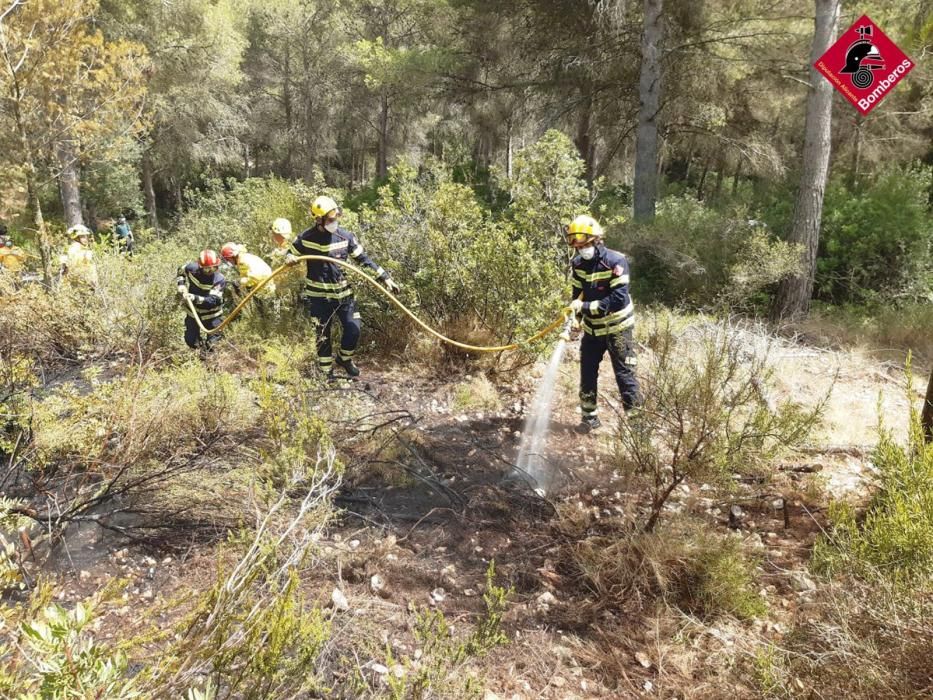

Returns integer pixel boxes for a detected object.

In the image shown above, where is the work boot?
[578,414,601,433]
[335,356,361,377]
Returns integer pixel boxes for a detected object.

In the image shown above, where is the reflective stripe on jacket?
[570,245,635,336]
[176,262,226,321]
[288,225,388,301]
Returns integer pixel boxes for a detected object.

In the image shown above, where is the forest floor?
[29,321,923,698]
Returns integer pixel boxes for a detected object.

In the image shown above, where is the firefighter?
[176,249,226,351]
[60,224,98,285]
[113,215,134,255]
[269,218,292,249]
[566,214,642,431]
[0,234,27,274]
[285,195,400,377]
[220,242,275,296]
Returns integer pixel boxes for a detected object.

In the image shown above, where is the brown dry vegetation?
[2,250,931,698]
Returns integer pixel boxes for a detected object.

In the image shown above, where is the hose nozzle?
[558,314,574,341]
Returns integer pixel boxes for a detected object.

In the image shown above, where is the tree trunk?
[633,0,663,221]
[141,149,160,233]
[923,365,933,443]
[506,119,514,180]
[731,158,743,196]
[713,154,725,200]
[282,43,293,177]
[57,138,83,227]
[5,60,53,283]
[697,156,710,200]
[849,113,862,188]
[772,0,840,321]
[575,90,596,186]
[376,93,389,180]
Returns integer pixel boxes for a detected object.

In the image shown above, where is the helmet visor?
[566,231,593,246]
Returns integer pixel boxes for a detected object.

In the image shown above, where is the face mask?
[578,245,596,260]
[324,221,339,233]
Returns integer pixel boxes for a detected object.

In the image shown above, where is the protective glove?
[569,299,585,314]
[184,292,198,303]
[384,277,401,294]
[177,284,186,295]
[285,253,299,266]
[239,277,250,286]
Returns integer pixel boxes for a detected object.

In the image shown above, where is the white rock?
[371,663,388,675]
[331,588,350,611]
[791,572,817,592]
[370,574,386,595]
[635,651,652,668]
[430,587,446,604]
[535,591,557,610]
[349,539,360,549]
[79,570,91,581]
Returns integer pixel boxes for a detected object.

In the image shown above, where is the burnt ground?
[23,334,921,699]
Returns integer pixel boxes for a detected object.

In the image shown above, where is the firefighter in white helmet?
[60,224,98,285]
[285,195,399,378]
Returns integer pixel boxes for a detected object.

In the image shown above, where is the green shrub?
[625,195,801,308]
[496,128,591,264]
[817,166,933,303]
[358,158,567,362]
[812,367,933,586]
[1,595,138,699]
[620,312,822,532]
[176,176,320,257]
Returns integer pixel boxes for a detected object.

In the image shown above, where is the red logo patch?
[815,15,914,116]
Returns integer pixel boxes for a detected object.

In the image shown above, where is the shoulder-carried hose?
[184,255,570,353]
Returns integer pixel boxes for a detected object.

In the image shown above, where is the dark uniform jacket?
[176,262,226,321]
[288,225,387,301]
[570,244,635,336]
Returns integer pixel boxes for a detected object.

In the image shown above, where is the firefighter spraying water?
[178,202,640,494]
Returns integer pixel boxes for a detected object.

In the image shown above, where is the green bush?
[817,166,933,303]
[496,128,591,265]
[620,312,821,532]
[358,158,567,361]
[812,368,933,586]
[625,195,801,309]
[176,176,320,257]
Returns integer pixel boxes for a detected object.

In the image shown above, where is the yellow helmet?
[310,195,340,219]
[566,214,603,244]
[270,217,292,236]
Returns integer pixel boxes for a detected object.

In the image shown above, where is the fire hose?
[184,255,576,353]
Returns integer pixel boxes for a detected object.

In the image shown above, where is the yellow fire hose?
[184,255,572,353]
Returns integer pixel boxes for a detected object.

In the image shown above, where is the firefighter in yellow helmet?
[285,195,399,377]
[566,214,641,432]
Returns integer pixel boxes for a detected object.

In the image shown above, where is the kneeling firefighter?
[176,249,226,351]
[285,195,400,378]
[566,214,642,431]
